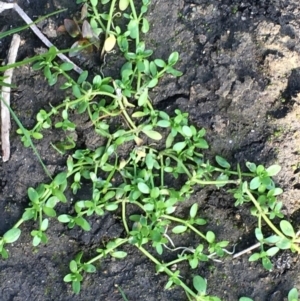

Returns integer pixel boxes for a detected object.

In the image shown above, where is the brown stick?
[1,34,21,162]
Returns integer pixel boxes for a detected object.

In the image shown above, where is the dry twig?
[1,34,21,162]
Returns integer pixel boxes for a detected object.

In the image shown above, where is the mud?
[1,0,300,300]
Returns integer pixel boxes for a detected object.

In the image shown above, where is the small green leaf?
[263,235,280,244]
[70,260,78,273]
[137,182,150,194]
[128,19,139,39]
[111,251,127,258]
[266,247,279,257]
[58,214,72,223]
[288,288,298,301]
[182,125,192,137]
[239,298,254,301]
[142,130,162,140]
[215,156,231,169]
[248,253,260,261]
[255,228,264,241]
[83,263,96,273]
[157,120,170,127]
[119,0,129,11]
[266,165,281,176]
[193,275,207,294]
[189,257,198,269]
[105,203,118,211]
[154,59,166,68]
[246,162,257,173]
[75,217,91,231]
[72,280,81,294]
[206,231,215,243]
[32,235,41,247]
[43,207,57,217]
[190,203,198,219]
[172,225,187,234]
[60,62,74,71]
[72,85,82,98]
[280,220,295,238]
[40,218,49,231]
[173,141,186,152]
[145,154,154,170]
[63,274,73,282]
[276,237,292,249]
[28,187,39,203]
[77,70,88,84]
[31,132,43,139]
[168,51,179,66]
[141,17,149,33]
[54,172,67,185]
[147,78,158,88]
[249,177,261,190]
[91,0,98,6]
[262,257,273,270]
[138,88,148,106]
[194,138,209,149]
[3,228,21,243]
[150,187,160,199]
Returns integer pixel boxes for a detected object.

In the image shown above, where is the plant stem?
[137,245,198,298]
[86,238,128,265]
[245,187,300,253]
[161,215,207,241]
[122,198,130,234]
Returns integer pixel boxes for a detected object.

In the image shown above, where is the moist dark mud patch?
[1,0,300,301]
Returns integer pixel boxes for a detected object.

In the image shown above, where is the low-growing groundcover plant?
[1,0,300,300]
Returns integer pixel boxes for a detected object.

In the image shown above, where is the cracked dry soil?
[1,0,300,300]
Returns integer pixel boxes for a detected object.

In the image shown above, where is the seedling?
[1,1,300,300]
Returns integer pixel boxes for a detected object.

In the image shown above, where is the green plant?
[1,1,300,300]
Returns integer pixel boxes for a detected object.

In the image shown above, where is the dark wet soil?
[1,0,300,300]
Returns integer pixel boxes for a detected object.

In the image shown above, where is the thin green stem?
[1,96,52,179]
[116,96,137,130]
[128,0,139,46]
[137,245,198,298]
[160,156,164,187]
[86,238,128,265]
[91,4,106,31]
[13,218,25,229]
[160,152,192,178]
[244,187,300,253]
[161,215,207,241]
[106,0,117,38]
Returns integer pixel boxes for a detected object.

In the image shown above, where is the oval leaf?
[3,228,21,243]
[280,220,295,238]
[193,275,207,294]
[190,203,198,219]
[119,0,129,11]
[215,156,231,169]
[111,251,127,259]
[142,130,162,140]
[137,182,150,194]
[266,165,281,176]
[104,35,116,52]
[172,225,187,234]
